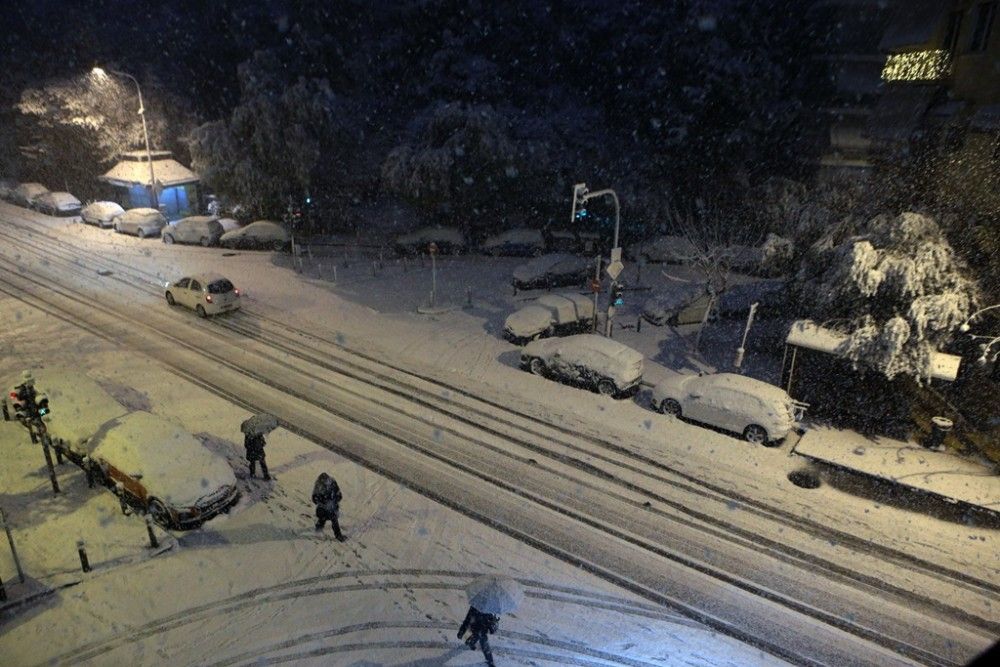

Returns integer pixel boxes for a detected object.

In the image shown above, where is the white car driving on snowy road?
[651,373,802,445]
[165,273,241,317]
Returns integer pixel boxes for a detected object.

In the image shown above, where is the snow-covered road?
[1,204,997,665]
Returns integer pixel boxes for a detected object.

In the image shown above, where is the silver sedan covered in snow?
[113,208,167,238]
[81,201,126,228]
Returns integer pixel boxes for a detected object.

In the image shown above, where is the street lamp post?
[572,184,622,337]
[91,67,158,211]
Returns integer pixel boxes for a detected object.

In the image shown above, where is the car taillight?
[205,294,213,303]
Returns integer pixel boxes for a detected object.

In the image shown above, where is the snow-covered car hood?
[16,183,49,201]
[82,201,125,221]
[505,305,554,337]
[651,374,697,399]
[91,412,237,508]
[512,253,587,282]
[3,369,129,453]
[220,220,289,242]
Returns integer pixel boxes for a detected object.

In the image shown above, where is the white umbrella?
[465,575,523,615]
[240,413,279,436]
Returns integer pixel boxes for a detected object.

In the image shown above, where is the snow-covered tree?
[794,212,978,381]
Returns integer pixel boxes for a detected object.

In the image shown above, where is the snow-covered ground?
[2,205,998,665]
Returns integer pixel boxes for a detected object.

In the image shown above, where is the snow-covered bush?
[759,233,794,276]
[793,211,978,381]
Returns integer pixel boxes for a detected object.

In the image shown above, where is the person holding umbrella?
[240,413,278,480]
[458,575,523,667]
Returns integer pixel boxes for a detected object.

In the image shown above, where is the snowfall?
[1,204,997,666]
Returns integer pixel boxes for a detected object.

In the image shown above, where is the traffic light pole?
[37,426,60,495]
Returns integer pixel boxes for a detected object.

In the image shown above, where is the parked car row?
[392,226,607,258]
[1,181,82,216]
[515,331,802,445]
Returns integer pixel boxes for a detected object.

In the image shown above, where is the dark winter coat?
[458,607,499,639]
[312,473,342,517]
[244,433,266,461]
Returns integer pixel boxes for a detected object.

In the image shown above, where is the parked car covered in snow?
[545,228,601,254]
[641,283,715,326]
[80,201,126,228]
[113,207,167,238]
[32,191,82,217]
[480,228,546,256]
[627,235,699,264]
[11,182,49,208]
[651,373,803,444]
[165,273,241,317]
[521,333,643,397]
[504,293,595,343]
[394,226,466,255]
[163,215,224,247]
[512,253,591,291]
[219,220,290,251]
[87,411,240,529]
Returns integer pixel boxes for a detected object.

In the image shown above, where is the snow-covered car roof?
[81,201,125,219]
[512,253,589,282]
[395,226,465,245]
[174,272,232,287]
[481,228,544,248]
[118,208,166,224]
[37,192,81,209]
[3,369,129,453]
[525,333,643,365]
[504,305,554,337]
[220,220,289,242]
[656,373,791,407]
[535,293,595,322]
[90,412,237,508]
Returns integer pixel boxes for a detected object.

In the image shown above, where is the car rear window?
[208,279,235,294]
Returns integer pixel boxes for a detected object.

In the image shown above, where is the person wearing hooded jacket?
[457,606,498,667]
[312,472,345,541]
[243,431,269,480]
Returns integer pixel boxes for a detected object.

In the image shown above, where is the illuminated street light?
[91,67,158,211]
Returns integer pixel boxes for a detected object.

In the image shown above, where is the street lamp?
[572,183,622,337]
[91,67,158,211]
[959,304,1000,366]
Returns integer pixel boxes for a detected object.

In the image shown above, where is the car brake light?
[205,294,213,303]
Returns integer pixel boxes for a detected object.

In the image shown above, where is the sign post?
[428,242,438,308]
[605,247,624,337]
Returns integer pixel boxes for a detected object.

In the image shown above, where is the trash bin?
[925,416,953,449]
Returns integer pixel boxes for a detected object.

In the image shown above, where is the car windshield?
[207,279,235,294]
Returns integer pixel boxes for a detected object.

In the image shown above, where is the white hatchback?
[165,273,241,317]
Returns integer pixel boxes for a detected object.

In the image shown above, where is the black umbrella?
[240,413,279,436]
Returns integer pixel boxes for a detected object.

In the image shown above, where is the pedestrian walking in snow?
[312,472,345,541]
[457,606,499,667]
[243,431,270,480]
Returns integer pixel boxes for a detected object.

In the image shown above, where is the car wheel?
[596,379,617,397]
[660,398,682,416]
[165,291,175,306]
[200,236,210,247]
[147,498,172,528]
[137,228,146,239]
[528,357,546,376]
[163,234,174,244]
[743,424,769,445]
[114,223,121,233]
[196,305,207,318]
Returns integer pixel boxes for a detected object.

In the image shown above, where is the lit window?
[881,50,951,81]
[969,2,997,52]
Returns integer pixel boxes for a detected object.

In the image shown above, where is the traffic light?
[36,392,50,417]
[611,282,624,307]
[9,385,31,423]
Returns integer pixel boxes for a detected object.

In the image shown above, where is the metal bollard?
[77,540,91,573]
[145,514,159,549]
